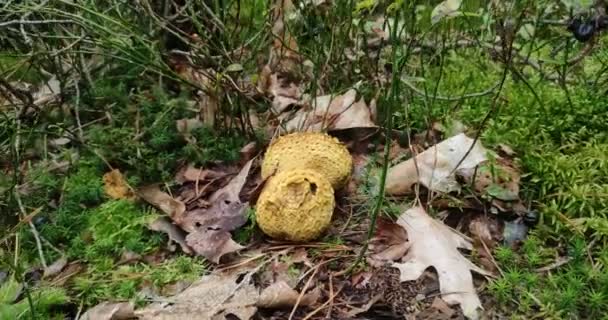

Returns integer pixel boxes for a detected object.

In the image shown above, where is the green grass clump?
[68,199,164,260]
[0,276,68,320]
[490,236,608,318]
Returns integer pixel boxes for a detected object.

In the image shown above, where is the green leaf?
[0,278,22,304]
[486,183,519,201]
[518,23,535,41]
[431,0,462,25]
[225,63,243,72]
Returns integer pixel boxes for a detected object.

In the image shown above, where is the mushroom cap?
[256,169,335,242]
[261,132,352,189]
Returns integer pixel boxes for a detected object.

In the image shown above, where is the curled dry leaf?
[148,217,193,255]
[43,256,68,278]
[268,73,303,114]
[257,280,320,309]
[282,89,376,132]
[368,218,410,266]
[392,207,491,320]
[385,133,488,195]
[138,185,186,222]
[103,169,134,200]
[80,301,135,320]
[135,271,259,320]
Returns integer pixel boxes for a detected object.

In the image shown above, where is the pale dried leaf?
[283,89,375,132]
[33,75,61,106]
[176,118,203,138]
[257,281,319,308]
[385,133,488,195]
[268,74,302,113]
[393,207,490,320]
[43,256,68,278]
[148,217,193,255]
[80,301,135,320]
[135,271,258,320]
[138,185,186,222]
[431,0,462,25]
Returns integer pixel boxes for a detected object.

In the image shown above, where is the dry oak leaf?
[392,206,491,320]
[135,271,259,320]
[385,133,487,195]
[103,169,135,200]
[283,89,376,132]
[80,301,135,320]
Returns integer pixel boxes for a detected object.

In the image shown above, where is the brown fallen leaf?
[257,280,320,309]
[369,218,410,266]
[80,301,135,320]
[185,229,244,264]
[469,216,502,273]
[392,207,492,320]
[148,217,193,255]
[138,185,186,222]
[385,133,488,195]
[135,271,259,320]
[417,297,456,320]
[103,169,134,200]
[179,159,253,234]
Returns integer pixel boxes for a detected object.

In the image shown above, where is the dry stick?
[479,238,503,277]
[535,257,572,273]
[14,192,48,268]
[325,273,334,318]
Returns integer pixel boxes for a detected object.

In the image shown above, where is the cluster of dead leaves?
[138,159,256,263]
[81,248,323,320]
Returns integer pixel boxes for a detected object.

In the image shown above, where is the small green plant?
[0,276,68,320]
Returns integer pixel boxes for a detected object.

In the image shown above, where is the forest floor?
[1,1,608,319]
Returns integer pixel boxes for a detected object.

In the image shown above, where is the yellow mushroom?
[256,169,334,242]
[261,132,352,189]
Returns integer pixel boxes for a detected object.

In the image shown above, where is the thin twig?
[288,266,319,320]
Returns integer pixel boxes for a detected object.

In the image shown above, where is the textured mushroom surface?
[256,169,335,242]
[261,132,352,189]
